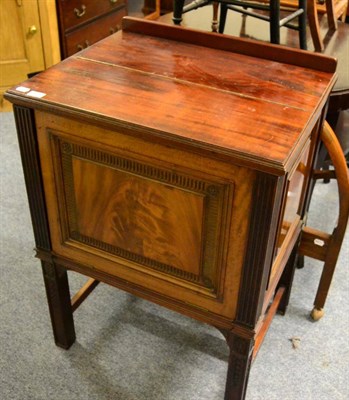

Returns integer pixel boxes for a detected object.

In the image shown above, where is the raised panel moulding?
[53,134,232,296]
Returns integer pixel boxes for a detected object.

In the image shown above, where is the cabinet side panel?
[236,173,283,327]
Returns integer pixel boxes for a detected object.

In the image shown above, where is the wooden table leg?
[13,105,76,349]
[42,261,76,349]
[219,330,254,400]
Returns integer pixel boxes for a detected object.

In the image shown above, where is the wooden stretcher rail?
[253,286,286,359]
[298,227,331,261]
[71,278,100,312]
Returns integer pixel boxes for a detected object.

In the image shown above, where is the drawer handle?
[74,5,86,18]
[28,25,38,35]
[77,40,90,51]
[110,0,118,3]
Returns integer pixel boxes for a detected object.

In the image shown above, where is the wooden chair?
[305,0,348,51]
[297,25,349,319]
[298,121,349,320]
[217,0,345,52]
[173,0,308,49]
[219,0,307,49]
[307,0,337,51]
[144,0,161,19]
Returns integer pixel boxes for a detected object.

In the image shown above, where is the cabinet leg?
[41,261,76,349]
[277,246,298,315]
[223,331,254,400]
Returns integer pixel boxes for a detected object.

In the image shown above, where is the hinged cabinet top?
[5,17,337,174]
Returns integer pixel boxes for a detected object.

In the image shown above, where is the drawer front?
[64,8,126,57]
[58,0,126,31]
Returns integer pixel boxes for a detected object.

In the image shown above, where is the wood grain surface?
[72,156,204,275]
[5,19,336,175]
[34,110,257,322]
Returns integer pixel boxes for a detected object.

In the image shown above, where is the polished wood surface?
[159,8,348,91]
[159,6,349,145]
[73,158,204,272]
[6,18,336,175]
[5,19,337,400]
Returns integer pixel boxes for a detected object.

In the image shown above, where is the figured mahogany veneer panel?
[57,136,227,293]
[72,158,204,277]
[36,111,255,320]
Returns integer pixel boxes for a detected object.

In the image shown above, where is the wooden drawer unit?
[65,8,126,56]
[56,0,127,58]
[58,0,126,30]
[5,19,337,400]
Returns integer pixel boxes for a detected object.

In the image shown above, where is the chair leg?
[325,0,338,31]
[219,3,228,33]
[307,0,324,51]
[298,0,308,49]
[312,248,340,319]
[313,123,349,318]
[212,2,219,32]
[269,0,281,44]
[173,0,185,24]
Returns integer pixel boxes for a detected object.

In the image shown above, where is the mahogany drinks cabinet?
[5,18,339,400]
